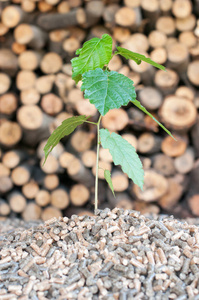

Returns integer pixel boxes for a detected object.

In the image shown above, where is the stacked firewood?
[0,0,199,221]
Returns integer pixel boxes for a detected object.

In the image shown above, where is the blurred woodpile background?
[0,0,199,221]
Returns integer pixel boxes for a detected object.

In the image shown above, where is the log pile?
[0,0,199,221]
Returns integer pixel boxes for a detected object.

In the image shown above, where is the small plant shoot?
[43,34,174,211]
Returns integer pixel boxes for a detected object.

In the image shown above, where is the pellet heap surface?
[0,208,199,300]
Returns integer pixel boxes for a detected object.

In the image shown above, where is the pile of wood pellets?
[0,208,199,300]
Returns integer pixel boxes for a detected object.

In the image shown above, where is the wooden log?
[154,69,179,95]
[159,0,173,14]
[51,187,70,209]
[134,202,160,215]
[35,74,55,94]
[0,93,18,118]
[22,202,42,221]
[159,95,197,131]
[0,199,10,216]
[70,184,90,206]
[21,0,36,13]
[17,105,53,146]
[161,134,188,157]
[115,6,137,27]
[188,194,199,216]
[92,160,112,180]
[0,176,13,194]
[188,159,199,195]
[37,139,64,159]
[158,177,184,211]
[99,148,113,163]
[175,86,195,101]
[36,9,86,31]
[156,16,176,36]
[69,26,86,42]
[57,1,70,13]
[175,14,196,32]
[8,191,27,213]
[113,26,131,43]
[67,157,95,187]
[40,155,59,174]
[187,61,199,86]
[141,0,160,29]
[0,23,9,36]
[108,55,122,71]
[121,133,138,150]
[0,49,18,76]
[59,151,76,169]
[82,1,105,28]
[138,87,163,110]
[2,5,27,28]
[132,169,169,202]
[179,31,197,49]
[16,70,36,91]
[152,154,176,177]
[102,4,119,28]
[0,163,10,177]
[38,1,53,13]
[137,133,162,154]
[148,30,167,48]
[101,108,129,132]
[48,29,69,54]
[18,50,42,71]
[14,24,47,49]
[40,52,62,74]
[111,170,129,192]
[35,190,51,207]
[174,147,195,174]
[11,42,26,54]
[167,42,189,73]
[43,174,59,191]
[45,0,60,5]
[11,164,32,186]
[172,0,192,18]
[2,150,27,169]
[121,33,149,52]
[41,93,63,116]
[22,180,39,199]
[75,99,97,117]
[150,47,167,65]
[20,88,40,105]
[81,150,97,168]
[129,55,155,85]
[0,121,22,148]
[191,116,199,157]
[107,189,134,210]
[70,130,94,153]
[0,72,11,94]
[41,206,62,221]
[62,36,80,56]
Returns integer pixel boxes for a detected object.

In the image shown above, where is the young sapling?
[43,34,174,211]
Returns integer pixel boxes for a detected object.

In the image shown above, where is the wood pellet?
[0,208,199,299]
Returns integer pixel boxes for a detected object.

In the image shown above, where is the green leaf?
[43,115,89,164]
[71,34,113,84]
[104,170,115,197]
[115,46,166,71]
[132,100,176,140]
[100,129,144,189]
[81,68,136,116]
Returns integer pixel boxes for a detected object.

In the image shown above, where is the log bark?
[191,115,199,157]
[69,184,90,206]
[14,24,48,49]
[37,9,86,31]
[188,194,199,216]
[158,95,197,131]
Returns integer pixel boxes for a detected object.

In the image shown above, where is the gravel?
[0,207,199,300]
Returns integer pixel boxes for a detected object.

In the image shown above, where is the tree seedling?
[43,34,174,211]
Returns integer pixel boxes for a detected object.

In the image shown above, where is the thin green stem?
[84,120,97,125]
[94,115,102,211]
